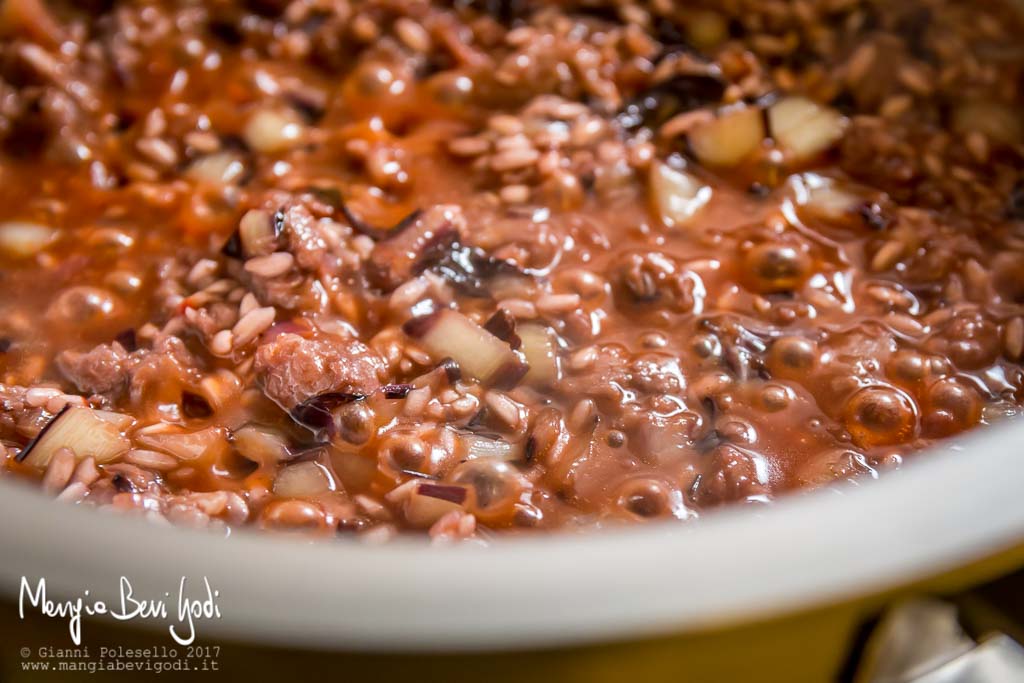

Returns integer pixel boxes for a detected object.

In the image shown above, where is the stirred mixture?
[1,0,1023,541]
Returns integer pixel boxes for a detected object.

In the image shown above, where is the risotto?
[1,0,1023,541]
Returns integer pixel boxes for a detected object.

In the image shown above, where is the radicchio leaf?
[337,195,422,242]
[15,404,71,463]
[483,310,522,350]
[618,72,727,131]
[290,392,366,439]
[417,483,468,505]
[413,231,524,298]
[382,383,413,399]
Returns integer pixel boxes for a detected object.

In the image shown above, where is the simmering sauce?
[0,0,1022,540]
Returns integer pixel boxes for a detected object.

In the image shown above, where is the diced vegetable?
[273,461,335,497]
[338,195,423,242]
[0,221,57,259]
[688,105,765,167]
[769,97,847,160]
[238,209,280,258]
[243,108,306,154]
[185,152,247,185]
[437,357,461,383]
[92,409,136,431]
[617,73,726,131]
[790,173,861,221]
[649,161,712,229]
[135,424,228,461]
[517,323,559,386]
[404,309,527,388]
[18,406,130,468]
[290,393,365,441]
[415,234,525,298]
[382,383,414,398]
[483,309,521,349]
[330,449,376,491]
[460,433,520,461]
[404,482,467,527]
[232,425,292,466]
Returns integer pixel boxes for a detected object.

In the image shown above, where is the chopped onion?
[460,433,520,461]
[0,221,57,259]
[92,409,136,431]
[517,323,559,386]
[789,173,861,221]
[135,425,228,462]
[330,449,376,490]
[232,424,292,466]
[273,461,335,497]
[243,108,307,154]
[769,97,847,160]
[185,152,247,185]
[18,406,130,468]
[649,161,712,229]
[404,309,527,388]
[238,209,280,258]
[404,482,467,527]
[688,105,765,167]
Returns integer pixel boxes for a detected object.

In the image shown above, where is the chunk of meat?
[611,250,699,313]
[255,333,386,409]
[58,335,200,403]
[56,342,131,394]
[280,201,328,271]
[128,335,201,407]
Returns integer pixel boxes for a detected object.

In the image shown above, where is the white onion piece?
[404,483,467,527]
[243,108,306,154]
[790,173,861,221]
[232,425,292,466]
[461,433,519,461]
[518,323,560,385]
[408,309,526,387]
[20,406,130,468]
[273,461,335,497]
[688,105,765,167]
[134,425,228,461]
[92,409,136,432]
[649,161,712,228]
[0,221,57,259]
[769,97,847,160]
[186,152,247,185]
[238,209,277,257]
[330,450,376,490]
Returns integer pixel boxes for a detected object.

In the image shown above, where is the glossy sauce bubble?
[921,377,982,437]
[450,458,525,524]
[928,314,1001,370]
[615,478,674,519]
[886,349,931,386]
[767,336,818,379]
[843,385,918,447]
[742,242,812,293]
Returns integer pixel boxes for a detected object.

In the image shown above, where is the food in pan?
[1,0,1022,541]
